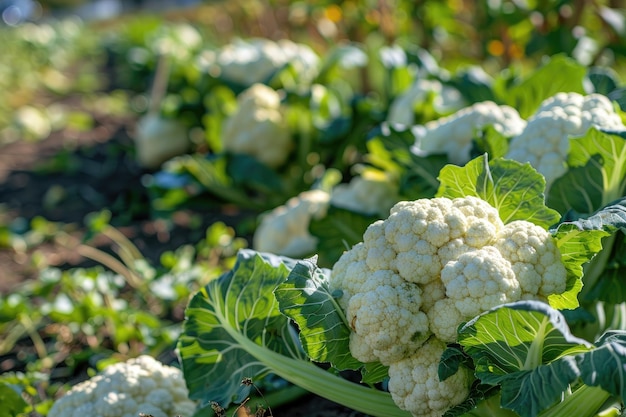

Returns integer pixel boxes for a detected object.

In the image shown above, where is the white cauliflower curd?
[413,101,527,165]
[48,355,196,417]
[505,92,625,188]
[329,195,567,417]
[253,189,331,258]
[213,38,320,87]
[386,79,466,126]
[221,83,293,168]
[330,171,399,217]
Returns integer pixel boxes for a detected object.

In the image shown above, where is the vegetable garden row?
[2,1,626,417]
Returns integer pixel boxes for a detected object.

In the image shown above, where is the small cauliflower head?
[386,79,466,126]
[414,101,527,165]
[47,355,196,417]
[253,189,331,258]
[214,38,320,86]
[506,92,625,188]
[388,338,472,417]
[330,171,399,217]
[330,195,568,355]
[221,83,293,168]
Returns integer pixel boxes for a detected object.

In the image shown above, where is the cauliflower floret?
[414,101,527,165]
[346,270,430,365]
[222,83,293,168]
[253,189,331,258]
[48,355,196,417]
[506,92,625,188]
[387,79,466,126]
[495,220,567,297]
[440,247,520,317]
[331,171,399,217]
[388,338,472,417]
[213,38,320,86]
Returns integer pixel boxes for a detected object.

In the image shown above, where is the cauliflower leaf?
[436,154,561,229]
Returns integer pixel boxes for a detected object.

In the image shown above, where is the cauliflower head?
[414,101,527,165]
[387,79,466,126]
[222,83,293,168]
[48,355,196,417]
[329,196,567,355]
[330,171,399,217]
[214,38,320,86]
[505,92,625,188]
[388,338,473,417]
[253,189,331,257]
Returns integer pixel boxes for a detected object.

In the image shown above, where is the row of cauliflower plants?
[167,39,626,417]
[175,153,626,417]
[45,49,626,417]
[5,20,626,417]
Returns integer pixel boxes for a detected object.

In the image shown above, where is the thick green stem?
[231,329,412,417]
[538,385,612,417]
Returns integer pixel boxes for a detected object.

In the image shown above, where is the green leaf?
[457,301,593,417]
[309,206,380,267]
[436,154,561,228]
[498,55,587,118]
[275,260,363,371]
[577,331,626,399]
[469,125,510,161]
[178,250,300,407]
[178,250,411,417]
[367,125,447,200]
[552,200,626,305]
[548,129,626,214]
[0,382,28,417]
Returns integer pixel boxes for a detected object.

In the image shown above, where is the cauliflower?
[388,338,472,417]
[387,79,466,126]
[330,171,399,217]
[253,189,331,257]
[505,92,625,188]
[134,114,190,169]
[222,83,293,168]
[212,38,320,86]
[329,195,567,416]
[48,355,196,417]
[413,101,527,165]
[253,172,398,258]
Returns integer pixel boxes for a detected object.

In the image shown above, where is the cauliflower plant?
[48,355,196,417]
[253,189,331,258]
[253,172,399,258]
[505,92,625,188]
[387,79,466,126]
[413,101,527,165]
[329,195,567,416]
[330,171,399,217]
[221,83,293,168]
[212,38,320,87]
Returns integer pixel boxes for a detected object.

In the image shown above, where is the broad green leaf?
[178,249,412,417]
[498,55,587,118]
[309,206,380,267]
[275,260,363,371]
[0,382,28,417]
[578,331,626,399]
[437,154,561,229]
[458,301,593,417]
[367,125,447,200]
[548,129,626,214]
[178,250,301,407]
[552,199,626,305]
[469,125,510,161]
